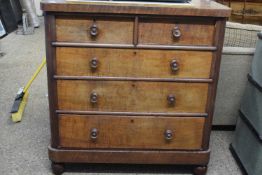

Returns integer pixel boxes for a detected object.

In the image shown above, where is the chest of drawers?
[41,0,230,174]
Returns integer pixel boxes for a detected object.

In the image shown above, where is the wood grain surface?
[59,115,205,150]
[41,0,231,17]
[56,47,213,78]
[48,146,210,165]
[56,16,134,43]
[139,18,215,46]
[57,80,209,113]
[45,14,60,148]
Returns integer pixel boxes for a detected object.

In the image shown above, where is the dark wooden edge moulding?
[40,0,231,17]
[56,110,208,117]
[45,13,60,148]
[49,146,211,165]
[54,75,214,83]
[52,12,220,20]
[202,19,227,150]
[52,42,218,51]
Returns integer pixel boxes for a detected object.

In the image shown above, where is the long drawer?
[57,80,209,113]
[56,48,213,79]
[59,115,205,150]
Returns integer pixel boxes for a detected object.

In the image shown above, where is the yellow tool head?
[11,92,29,123]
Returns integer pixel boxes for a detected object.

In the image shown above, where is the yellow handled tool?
[11,58,46,122]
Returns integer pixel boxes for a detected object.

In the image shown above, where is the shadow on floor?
[65,163,195,174]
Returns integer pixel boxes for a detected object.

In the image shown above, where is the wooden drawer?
[56,16,134,44]
[56,47,213,79]
[139,18,215,46]
[59,115,205,150]
[57,80,208,113]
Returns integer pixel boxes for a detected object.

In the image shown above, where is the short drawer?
[139,18,215,46]
[57,80,208,113]
[59,115,205,150]
[56,16,134,44]
[56,47,213,79]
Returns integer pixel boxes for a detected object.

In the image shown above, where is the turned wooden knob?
[170,59,179,72]
[164,129,173,141]
[90,57,99,70]
[90,23,99,37]
[90,92,98,104]
[90,128,98,140]
[167,94,176,106]
[172,26,181,39]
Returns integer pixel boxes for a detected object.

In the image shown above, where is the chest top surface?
[41,0,231,17]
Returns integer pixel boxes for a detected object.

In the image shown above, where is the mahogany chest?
[41,0,230,174]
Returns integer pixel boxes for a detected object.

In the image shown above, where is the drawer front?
[59,115,205,150]
[57,81,208,113]
[56,16,134,44]
[139,18,215,46]
[56,48,213,79]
